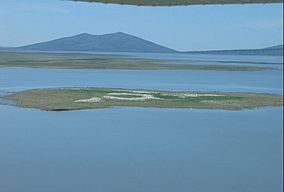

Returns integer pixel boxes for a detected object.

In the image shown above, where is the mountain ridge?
[18,32,177,53]
[1,32,283,56]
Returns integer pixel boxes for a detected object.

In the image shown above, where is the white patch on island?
[103,92,160,101]
[72,91,224,103]
[162,93,224,98]
[74,97,102,103]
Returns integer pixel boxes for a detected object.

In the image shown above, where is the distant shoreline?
[0,51,277,71]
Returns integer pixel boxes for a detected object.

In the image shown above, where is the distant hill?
[185,45,283,56]
[0,47,13,51]
[18,32,176,53]
[263,45,283,50]
[1,33,282,56]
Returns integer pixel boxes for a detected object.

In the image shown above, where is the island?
[3,88,283,111]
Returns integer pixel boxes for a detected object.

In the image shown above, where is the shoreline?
[0,52,275,71]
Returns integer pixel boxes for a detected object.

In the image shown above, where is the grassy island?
[3,88,283,111]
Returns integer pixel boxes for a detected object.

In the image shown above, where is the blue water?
[0,67,282,94]
[0,106,282,192]
[0,54,283,192]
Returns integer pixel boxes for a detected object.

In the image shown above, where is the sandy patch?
[74,97,102,103]
[104,92,160,101]
[162,93,224,98]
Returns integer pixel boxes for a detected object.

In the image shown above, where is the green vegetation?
[72,0,282,6]
[0,52,273,71]
[4,87,283,111]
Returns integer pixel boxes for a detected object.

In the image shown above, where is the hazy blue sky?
[0,0,282,51]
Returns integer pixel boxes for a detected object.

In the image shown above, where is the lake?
[0,53,283,192]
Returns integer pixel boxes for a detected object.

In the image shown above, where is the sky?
[0,0,283,51]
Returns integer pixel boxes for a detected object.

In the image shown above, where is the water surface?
[0,67,282,94]
[0,105,282,192]
[0,54,283,192]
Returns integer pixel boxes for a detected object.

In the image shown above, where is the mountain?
[185,45,283,56]
[3,33,282,56]
[0,47,13,51]
[18,32,176,53]
[263,45,283,50]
